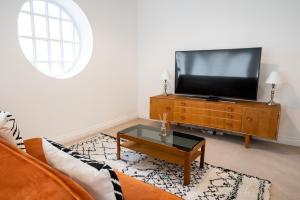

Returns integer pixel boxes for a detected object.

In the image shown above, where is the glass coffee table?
[117,124,206,185]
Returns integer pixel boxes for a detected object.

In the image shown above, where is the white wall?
[0,0,138,142]
[137,0,300,146]
[1,0,300,146]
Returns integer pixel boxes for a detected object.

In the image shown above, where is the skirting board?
[277,136,300,147]
[138,113,300,147]
[52,113,138,144]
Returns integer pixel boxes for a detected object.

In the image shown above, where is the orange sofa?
[0,138,181,200]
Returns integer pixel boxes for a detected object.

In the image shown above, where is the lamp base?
[266,83,278,106]
[266,99,277,106]
[163,80,168,96]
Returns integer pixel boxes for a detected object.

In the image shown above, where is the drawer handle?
[181,108,186,112]
[180,116,186,120]
[166,106,171,111]
[226,123,233,127]
[246,117,252,121]
[181,102,186,106]
[227,107,234,112]
[227,114,233,118]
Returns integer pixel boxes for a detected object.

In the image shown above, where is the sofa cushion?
[43,138,123,200]
[0,111,26,152]
[0,138,94,200]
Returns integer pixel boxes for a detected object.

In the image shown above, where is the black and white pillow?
[0,111,26,152]
[42,138,123,200]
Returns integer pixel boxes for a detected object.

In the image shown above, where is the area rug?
[69,133,271,200]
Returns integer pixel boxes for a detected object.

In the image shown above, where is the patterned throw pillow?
[42,138,123,200]
[0,111,26,152]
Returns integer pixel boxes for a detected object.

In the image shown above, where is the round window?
[18,0,93,79]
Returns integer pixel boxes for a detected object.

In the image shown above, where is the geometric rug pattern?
[69,133,271,200]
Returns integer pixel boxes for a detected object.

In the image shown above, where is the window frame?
[18,0,82,78]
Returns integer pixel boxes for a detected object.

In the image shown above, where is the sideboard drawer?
[226,105,242,113]
[175,100,242,113]
[192,109,242,120]
[191,115,241,132]
[174,113,192,123]
[175,100,197,107]
[192,116,224,129]
[174,106,193,114]
[225,119,242,132]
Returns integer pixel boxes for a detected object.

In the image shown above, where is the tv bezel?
[174,47,262,101]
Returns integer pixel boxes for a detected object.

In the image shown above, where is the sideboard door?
[150,97,174,121]
[242,108,280,139]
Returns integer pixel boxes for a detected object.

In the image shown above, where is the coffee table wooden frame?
[117,132,205,185]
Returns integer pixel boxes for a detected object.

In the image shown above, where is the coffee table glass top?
[118,124,205,151]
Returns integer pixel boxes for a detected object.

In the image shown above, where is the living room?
[0,0,299,200]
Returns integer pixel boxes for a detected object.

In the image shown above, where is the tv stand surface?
[204,96,220,102]
[150,94,281,148]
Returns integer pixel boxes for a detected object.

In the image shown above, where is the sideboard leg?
[244,135,251,148]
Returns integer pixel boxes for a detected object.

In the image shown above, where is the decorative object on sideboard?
[159,112,168,136]
[161,70,170,96]
[265,71,282,106]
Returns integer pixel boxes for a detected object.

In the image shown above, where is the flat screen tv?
[175,47,262,101]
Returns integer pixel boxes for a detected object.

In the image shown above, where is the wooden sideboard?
[150,95,281,148]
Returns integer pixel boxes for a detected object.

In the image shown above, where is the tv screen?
[175,47,262,100]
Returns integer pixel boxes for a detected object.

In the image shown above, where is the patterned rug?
[69,133,271,200]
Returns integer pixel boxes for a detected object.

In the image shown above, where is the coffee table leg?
[184,153,191,185]
[200,143,205,168]
[117,133,120,160]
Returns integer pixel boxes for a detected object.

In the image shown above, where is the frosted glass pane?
[33,1,46,15]
[62,21,73,41]
[18,13,32,36]
[61,11,71,20]
[48,3,60,18]
[21,2,30,12]
[35,40,48,61]
[49,18,60,40]
[51,63,63,76]
[36,63,50,75]
[74,30,80,43]
[51,41,61,61]
[34,16,47,38]
[75,44,80,59]
[19,38,33,62]
[63,63,73,71]
[63,43,74,62]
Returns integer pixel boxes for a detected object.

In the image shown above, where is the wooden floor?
[90,118,300,200]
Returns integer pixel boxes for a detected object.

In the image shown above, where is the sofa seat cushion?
[116,171,181,200]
